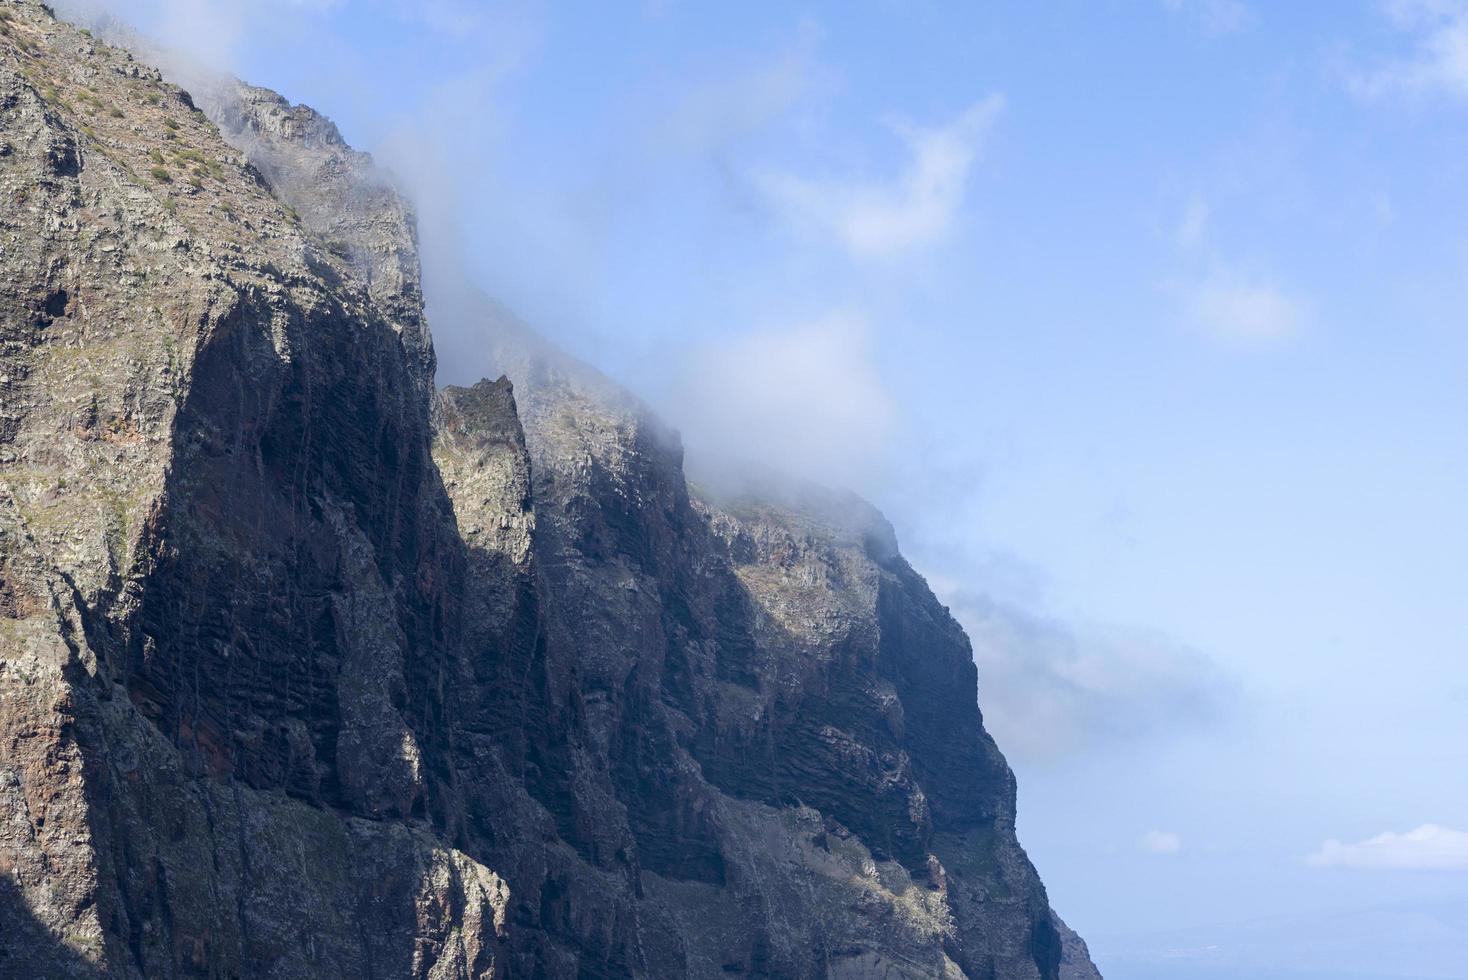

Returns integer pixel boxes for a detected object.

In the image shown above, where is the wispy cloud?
[1167,197,1309,346]
[1308,825,1468,871]
[661,19,830,157]
[754,95,1004,258]
[57,0,531,75]
[1160,0,1255,35]
[1177,266,1309,345]
[56,0,342,70]
[1353,0,1468,100]
[663,313,896,489]
[937,589,1232,762]
[1141,830,1184,855]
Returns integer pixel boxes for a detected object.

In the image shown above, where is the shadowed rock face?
[0,3,1100,978]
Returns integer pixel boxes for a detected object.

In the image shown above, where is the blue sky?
[63,0,1468,974]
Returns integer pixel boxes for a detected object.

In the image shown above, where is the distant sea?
[1091,896,1468,980]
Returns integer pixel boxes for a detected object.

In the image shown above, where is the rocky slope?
[0,3,1100,977]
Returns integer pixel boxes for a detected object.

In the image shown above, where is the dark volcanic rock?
[467,318,1101,979]
[0,3,1101,977]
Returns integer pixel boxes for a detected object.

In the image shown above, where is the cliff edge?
[0,3,1100,977]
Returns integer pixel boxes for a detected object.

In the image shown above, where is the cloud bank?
[936,589,1233,762]
[1308,825,1468,871]
[664,313,896,490]
[54,0,338,74]
[56,0,1232,778]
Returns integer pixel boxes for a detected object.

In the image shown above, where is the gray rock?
[0,2,1100,977]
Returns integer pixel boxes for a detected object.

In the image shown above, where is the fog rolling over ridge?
[25,1,1468,978]
[0,2,1102,977]
[51,1,1236,782]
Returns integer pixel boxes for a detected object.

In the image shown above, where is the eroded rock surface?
[0,3,1100,977]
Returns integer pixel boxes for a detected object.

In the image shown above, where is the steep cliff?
[0,4,1100,977]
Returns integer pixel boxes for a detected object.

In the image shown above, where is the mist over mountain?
[9,2,1468,978]
[0,3,1099,977]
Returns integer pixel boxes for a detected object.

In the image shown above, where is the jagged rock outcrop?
[0,6,502,977]
[461,313,1098,979]
[0,3,1101,978]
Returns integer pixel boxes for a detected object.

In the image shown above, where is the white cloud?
[938,590,1232,762]
[1308,825,1468,871]
[56,0,520,75]
[1354,0,1468,100]
[664,313,896,489]
[755,95,1004,258]
[1141,830,1184,855]
[1161,0,1255,35]
[55,0,345,71]
[1165,196,1308,346]
[1178,266,1308,345]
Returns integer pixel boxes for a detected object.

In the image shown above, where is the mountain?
[0,3,1099,977]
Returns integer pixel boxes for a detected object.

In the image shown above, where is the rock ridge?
[0,3,1101,977]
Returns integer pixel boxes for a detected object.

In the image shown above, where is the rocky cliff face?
[0,4,1100,978]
